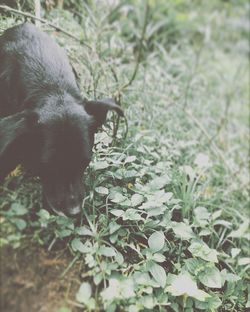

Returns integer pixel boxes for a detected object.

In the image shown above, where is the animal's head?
[0,97,124,216]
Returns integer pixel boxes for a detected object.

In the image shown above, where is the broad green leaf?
[228,219,249,238]
[231,248,241,258]
[99,246,116,257]
[71,238,90,253]
[149,261,166,288]
[221,269,241,283]
[124,155,137,163]
[109,192,127,203]
[172,222,196,240]
[11,203,28,216]
[139,295,156,309]
[185,258,206,275]
[148,231,165,252]
[37,209,50,220]
[238,257,250,265]
[92,161,109,170]
[14,219,27,231]
[188,241,218,263]
[76,282,92,304]
[93,273,102,286]
[195,293,222,310]
[110,209,124,217]
[199,229,212,236]
[131,194,144,207]
[198,266,222,288]
[166,273,210,301]
[123,208,143,221]
[109,221,121,234]
[133,272,152,286]
[115,252,124,265]
[101,277,135,301]
[75,226,93,236]
[146,174,171,190]
[95,186,109,195]
[147,206,166,217]
[56,229,72,238]
[194,206,210,227]
[153,253,166,263]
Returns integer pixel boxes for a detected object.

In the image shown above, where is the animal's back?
[0,23,79,116]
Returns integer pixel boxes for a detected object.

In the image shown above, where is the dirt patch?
[0,242,82,312]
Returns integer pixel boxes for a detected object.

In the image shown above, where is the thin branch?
[119,2,150,92]
[34,0,41,27]
[183,43,203,109]
[0,4,91,49]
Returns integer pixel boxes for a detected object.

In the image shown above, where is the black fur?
[0,23,123,216]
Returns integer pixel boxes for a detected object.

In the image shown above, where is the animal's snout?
[67,205,81,216]
[42,179,84,217]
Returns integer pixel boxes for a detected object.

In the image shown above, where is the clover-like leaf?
[166,273,210,301]
[148,231,165,252]
[148,261,167,288]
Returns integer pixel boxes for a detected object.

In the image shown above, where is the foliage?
[0,0,249,311]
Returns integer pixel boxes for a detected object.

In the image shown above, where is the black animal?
[0,23,124,216]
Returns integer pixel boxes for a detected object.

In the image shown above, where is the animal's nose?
[67,205,81,216]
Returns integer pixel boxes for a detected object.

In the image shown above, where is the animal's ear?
[84,98,124,130]
[0,111,37,180]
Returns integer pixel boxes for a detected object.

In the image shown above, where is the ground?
[1,242,80,312]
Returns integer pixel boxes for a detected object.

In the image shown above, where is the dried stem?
[0,4,91,49]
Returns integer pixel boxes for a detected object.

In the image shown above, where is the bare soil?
[0,242,82,312]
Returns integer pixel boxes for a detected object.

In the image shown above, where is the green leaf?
[231,248,241,258]
[172,222,196,240]
[185,258,206,275]
[37,209,50,220]
[149,261,166,288]
[95,186,109,195]
[99,246,116,257]
[148,231,165,252]
[76,282,92,304]
[75,226,93,236]
[56,229,72,238]
[115,252,124,265]
[238,257,250,266]
[131,194,144,207]
[11,202,28,216]
[14,218,27,230]
[195,293,222,310]
[194,206,210,227]
[123,209,143,221]
[146,174,171,190]
[124,155,137,163]
[109,192,127,203]
[188,241,218,263]
[71,238,90,253]
[110,209,124,217]
[228,219,249,238]
[153,253,166,263]
[109,221,121,234]
[92,161,109,170]
[166,273,210,301]
[221,269,241,283]
[198,266,222,288]
[139,295,156,309]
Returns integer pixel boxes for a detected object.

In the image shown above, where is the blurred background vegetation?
[0,1,249,311]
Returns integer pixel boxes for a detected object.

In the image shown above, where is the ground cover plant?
[0,0,249,311]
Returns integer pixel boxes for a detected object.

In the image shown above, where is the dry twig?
[0,4,91,49]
